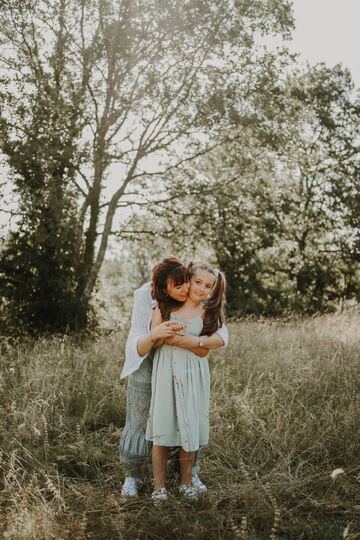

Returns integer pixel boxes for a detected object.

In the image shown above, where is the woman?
[119,256,228,497]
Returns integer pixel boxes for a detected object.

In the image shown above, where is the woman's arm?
[124,287,152,362]
[216,323,229,348]
[165,332,225,357]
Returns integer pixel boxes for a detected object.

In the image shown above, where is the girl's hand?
[150,320,185,341]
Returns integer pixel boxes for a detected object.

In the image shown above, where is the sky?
[289,0,360,86]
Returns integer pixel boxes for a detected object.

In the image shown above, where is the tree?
[260,64,360,311]
[142,63,360,315]
[0,0,293,331]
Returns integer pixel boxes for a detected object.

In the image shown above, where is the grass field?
[0,313,359,539]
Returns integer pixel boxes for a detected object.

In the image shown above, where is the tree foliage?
[0,0,293,331]
[132,64,360,316]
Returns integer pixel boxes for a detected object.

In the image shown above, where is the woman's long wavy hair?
[188,261,226,336]
[151,256,189,320]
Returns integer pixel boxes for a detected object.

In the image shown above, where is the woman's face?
[189,269,216,302]
[165,278,190,302]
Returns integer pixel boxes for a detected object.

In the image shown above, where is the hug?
[119,256,228,502]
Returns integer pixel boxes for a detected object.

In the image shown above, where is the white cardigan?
[120,282,229,379]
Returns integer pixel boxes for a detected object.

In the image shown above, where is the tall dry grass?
[0,313,359,539]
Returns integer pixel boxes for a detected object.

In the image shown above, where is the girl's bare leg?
[152,446,168,489]
[179,448,195,485]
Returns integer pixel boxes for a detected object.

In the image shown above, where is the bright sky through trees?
[290,0,360,86]
[1,1,359,230]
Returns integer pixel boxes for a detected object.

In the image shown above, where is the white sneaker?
[121,476,138,497]
[179,484,199,499]
[151,487,168,503]
[191,474,207,493]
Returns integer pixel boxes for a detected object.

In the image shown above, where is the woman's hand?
[165,335,182,345]
[165,334,209,357]
[150,320,186,342]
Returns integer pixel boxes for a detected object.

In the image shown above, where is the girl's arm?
[136,306,185,356]
[150,305,165,348]
[150,305,186,349]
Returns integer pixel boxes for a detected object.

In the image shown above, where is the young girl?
[146,261,226,501]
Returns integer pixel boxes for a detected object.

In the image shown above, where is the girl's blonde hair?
[187,261,226,336]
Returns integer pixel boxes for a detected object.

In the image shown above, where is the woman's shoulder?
[134,282,156,308]
[135,282,151,297]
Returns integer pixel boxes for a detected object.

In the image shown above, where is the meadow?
[0,313,359,539]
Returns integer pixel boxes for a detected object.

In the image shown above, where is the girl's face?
[189,269,216,302]
[165,278,190,302]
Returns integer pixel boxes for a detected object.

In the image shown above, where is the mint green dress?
[145,314,210,452]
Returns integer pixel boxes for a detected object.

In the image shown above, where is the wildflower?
[330,468,345,479]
